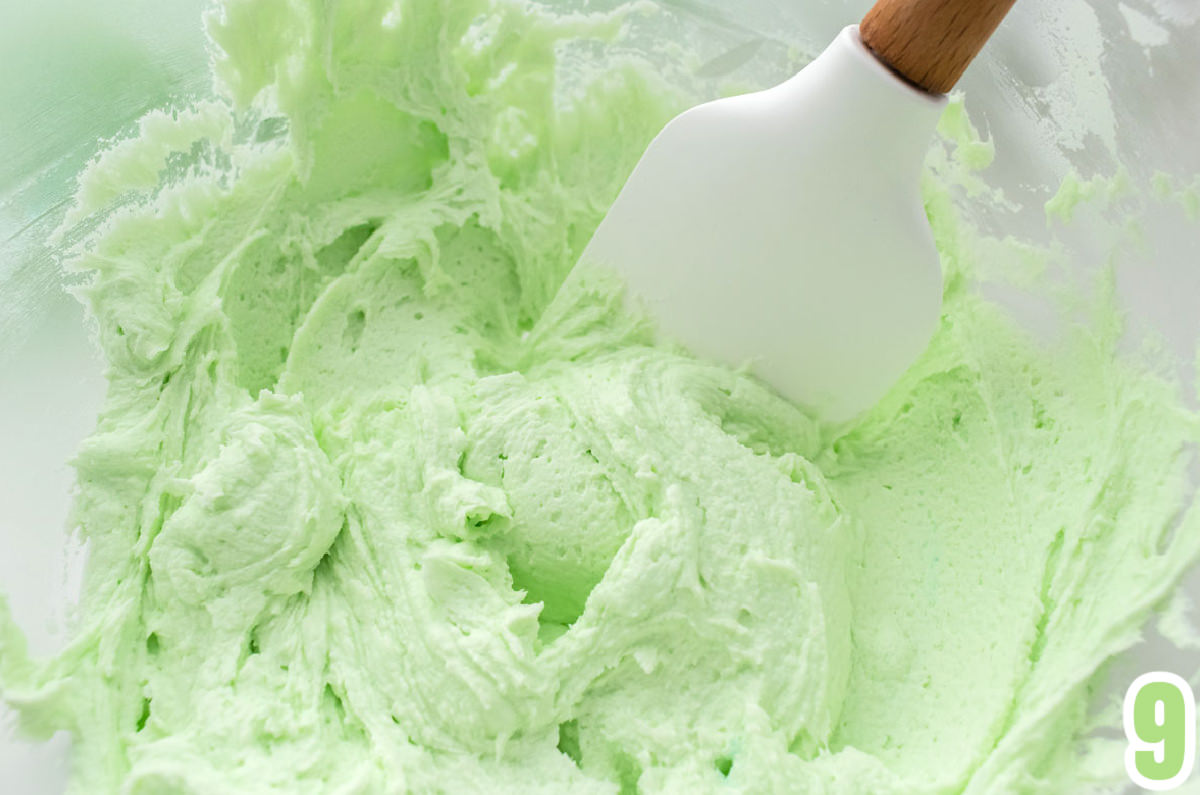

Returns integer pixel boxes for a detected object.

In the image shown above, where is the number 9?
[1124,672,1196,790]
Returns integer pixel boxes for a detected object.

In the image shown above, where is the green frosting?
[3,0,1199,792]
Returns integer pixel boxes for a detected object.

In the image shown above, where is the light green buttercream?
[3,1,1199,793]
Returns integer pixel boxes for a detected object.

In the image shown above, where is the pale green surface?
[2,0,1200,793]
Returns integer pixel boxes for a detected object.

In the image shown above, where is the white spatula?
[580,0,1017,421]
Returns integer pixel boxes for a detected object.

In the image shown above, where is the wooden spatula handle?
[860,0,1016,94]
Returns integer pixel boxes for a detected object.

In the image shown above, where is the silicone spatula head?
[578,0,1016,421]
